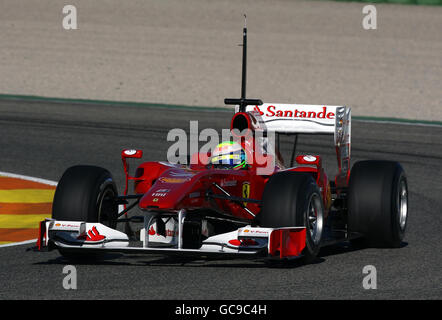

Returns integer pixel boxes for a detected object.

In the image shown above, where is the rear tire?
[52,165,119,259]
[348,160,408,248]
[260,172,324,263]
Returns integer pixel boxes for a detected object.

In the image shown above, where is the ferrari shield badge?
[242,182,250,206]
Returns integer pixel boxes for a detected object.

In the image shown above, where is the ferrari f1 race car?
[36,23,408,264]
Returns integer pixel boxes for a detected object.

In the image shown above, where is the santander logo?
[254,105,335,120]
[149,226,178,237]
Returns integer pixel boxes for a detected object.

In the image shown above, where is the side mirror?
[121,149,143,195]
[121,149,143,159]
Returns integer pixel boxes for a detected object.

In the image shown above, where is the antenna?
[224,15,263,112]
[241,14,247,101]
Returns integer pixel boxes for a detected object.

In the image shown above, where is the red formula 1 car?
[36,24,408,264]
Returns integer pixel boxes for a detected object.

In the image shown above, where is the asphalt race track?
[0,98,441,299]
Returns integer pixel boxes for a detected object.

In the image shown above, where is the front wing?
[36,218,307,260]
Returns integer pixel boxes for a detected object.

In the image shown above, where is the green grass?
[328,0,442,5]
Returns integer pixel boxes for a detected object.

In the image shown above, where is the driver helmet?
[210,141,247,169]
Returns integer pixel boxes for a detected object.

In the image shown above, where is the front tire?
[52,165,118,228]
[260,172,324,263]
[52,165,119,260]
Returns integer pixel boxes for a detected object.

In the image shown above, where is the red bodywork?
[121,111,333,222]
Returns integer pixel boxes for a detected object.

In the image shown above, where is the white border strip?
[0,171,58,186]
[0,239,37,248]
[0,171,58,248]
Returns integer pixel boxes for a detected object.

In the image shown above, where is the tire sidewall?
[298,180,324,260]
[93,176,118,228]
[390,170,408,247]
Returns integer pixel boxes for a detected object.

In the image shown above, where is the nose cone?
[139,169,200,209]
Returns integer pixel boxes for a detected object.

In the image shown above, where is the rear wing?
[235,104,351,145]
[235,103,352,186]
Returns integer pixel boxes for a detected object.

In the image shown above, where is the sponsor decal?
[239,228,269,236]
[52,222,82,230]
[152,192,168,197]
[250,230,268,235]
[165,229,177,237]
[159,177,190,184]
[188,192,200,199]
[58,224,78,228]
[220,179,237,187]
[169,171,195,177]
[254,105,335,120]
[242,182,250,206]
[148,225,178,237]
[152,198,159,202]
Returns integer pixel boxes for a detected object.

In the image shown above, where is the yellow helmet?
[210,141,247,169]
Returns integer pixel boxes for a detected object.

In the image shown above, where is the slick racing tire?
[52,165,118,228]
[260,172,324,263]
[348,160,408,248]
[52,166,119,260]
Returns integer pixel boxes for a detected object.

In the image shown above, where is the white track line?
[355,119,442,128]
[0,239,37,248]
[0,171,58,248]
[0,171,58,186]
